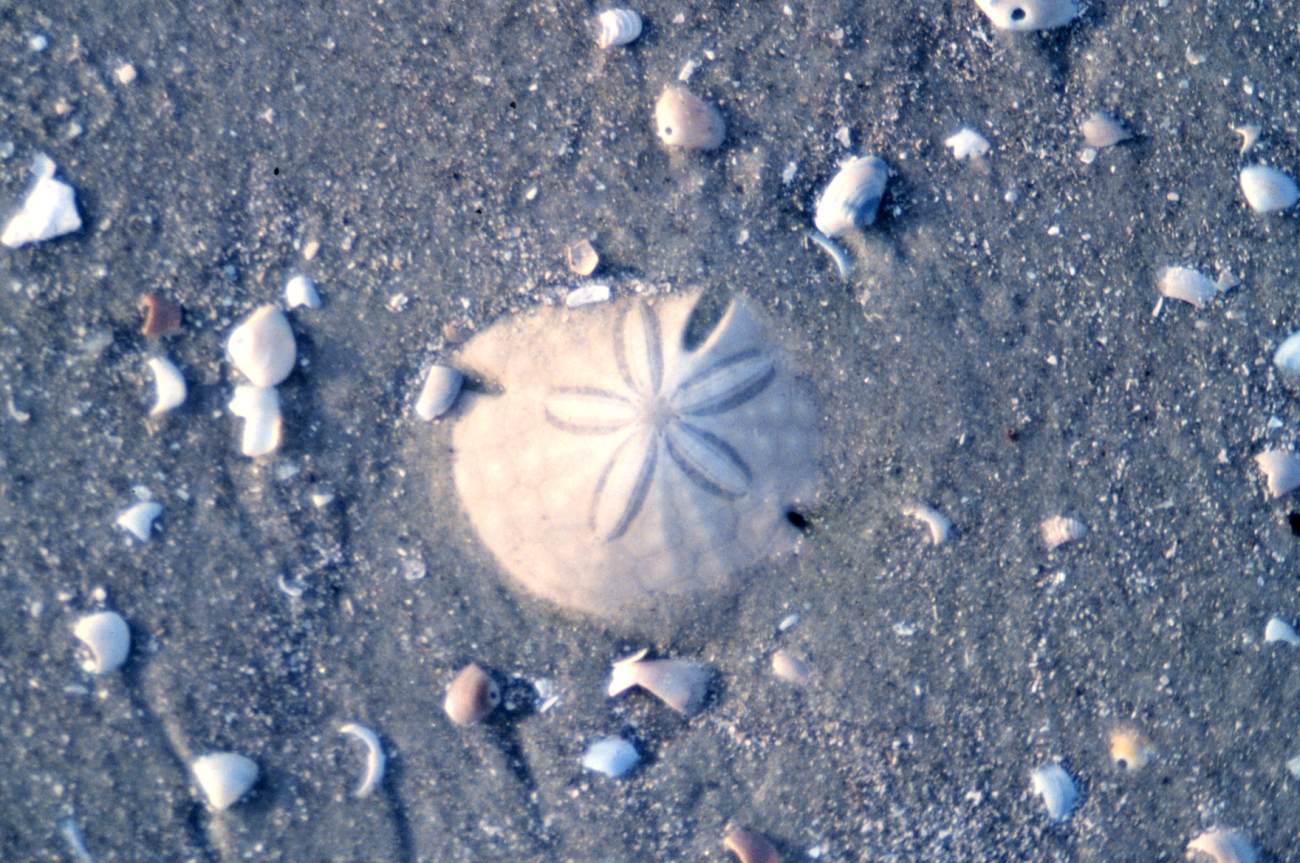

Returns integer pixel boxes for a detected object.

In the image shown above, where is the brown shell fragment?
[444,663,500,726]
[567,239,599,276]
[723,828,779,863]
[141,292,182,337]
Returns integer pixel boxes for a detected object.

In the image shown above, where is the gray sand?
[3,1,1300,861]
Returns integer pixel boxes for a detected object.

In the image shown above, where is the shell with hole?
[1109,727,1153,772]
[813,155,889,239]
[973,0,1077,30]
[655,86,726,151]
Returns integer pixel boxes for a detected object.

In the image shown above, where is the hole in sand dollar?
[450,291,822,625]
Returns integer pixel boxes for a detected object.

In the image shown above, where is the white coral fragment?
[944,128,990,160]
[1080,113,1131,148]
[1,154,82,249]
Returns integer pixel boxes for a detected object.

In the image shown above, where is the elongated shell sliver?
[339,723,385,798]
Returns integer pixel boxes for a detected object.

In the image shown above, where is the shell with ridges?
[1041,515,1087,550]
[73,611,130,674]
[813,155,889,238]
[596,9,642,49]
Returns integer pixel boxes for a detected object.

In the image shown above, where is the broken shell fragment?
[1041,515,1087,550]
[73,611,130,674]
[192,752,259,811]
[1240,165,1299,214]
[227,305,297,387]
[580,737,639,778]
[140,292,182,337]
[1254,449,1300,498]
[1265,616,1300,647]
[1030,763,1077,821]
[1081,113,1131,148]
[1109,727,1153,772]
[1274,331,1300,376]
[339,722,385,798]
[813,155,889,239]
[147,356,186,417]
[565,283,611,307]
[901,503,951,546]
[116,500,162,542]
[444,663,500,726]
[228,385,282,457]
[655,86,726,151]
[723,828,779,863]
[973,0,1077,30]
[771,649,815,685]
[1,154,81,249]
[596,9,642,49]
[945,127,990,160]
[1158,266,1216,309]
[567,239,599,276]
[414,365,463,421]
[284,274,321,310]
[607,649,710,716]
[1186,829,1258,863]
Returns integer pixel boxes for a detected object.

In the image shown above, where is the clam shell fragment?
[1273,330,1300,376]
[655,86,726,151]
[73,611,130,674]
[1030,763,1077,821]
[1158,266,1216,309]
[339,722,385,798]
[147,356,186,417]
[607,649,710,716]
[596,9,642,49]
[1081,113,1131,148]
[192,752,259,811]
[1187,829,1258,863]
[444,663,500,726]
[1041,515,1087,550]
[1265,616,1300,647]
[1,154,81,249]
[1240,165,1299,214]
[771,649,816,685]
[813,155,889,239]
[116,500,162,542]
[1254,449,1300,498]
[973,0,1077,30]
[227,305,296,387]
[580,737,639,778]
[284,274,321,310]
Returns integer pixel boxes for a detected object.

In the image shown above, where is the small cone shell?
[723,829,779,863]
[608,651,710,716]
[444,663,500,725]
[655,86,726,151]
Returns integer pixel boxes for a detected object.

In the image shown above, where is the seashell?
[140,292,182,337]
[284,274,321,310]
[228,385,282,457]
[116,500,162,542]
[1240,165,1299,214]
[807,230,852,279]
[1254,449,1300,498]
[1265,616,1300,647]
[1187,829,1258,863]
[114,63,137,85]
[1231,123,1261,156]
[1273,330,1300,376]
[1081,113,1131,148]
[1030,763,1077,821]
[973,0,1077,30]
[191,752,259,811]
[565,283,611,307]
[722,828,779,863]
[147,356,186,417]
[813,155,889,239]
[901,503,951,546]
[771,649,815,685]
[227,305,297,387]
[945,128,991,160]
[73,611,130,674]
[567,239,599,276]
[1040,515,1086,550]
[580,737,639,778]
[1158,266,1216,309]
[339,722,385,798]
[607,649,710,716]
[414,365,463,421]
[444,663,500,726]
[655,86,726,151]
[1109,727,1153,772]
[1,154,81,249]
[596,9,642,49]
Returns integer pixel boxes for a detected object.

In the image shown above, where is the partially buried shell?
[1187,829,1258,863]
[1158,265,1216,309]
[596,9,641,49]
[1254,449,1300,498]
[414,365,463,421]
[444,663,500,726]
[1030,763,1077,821]
[607,649,710,715]
[973,0,1077,30]
[1109,726,1153,772]
[1273,330,1300,376]
[580,737,639,778]
[813,155,889,239]
[73,611,130,674]
[1041,515,1086,550]
[722,828,779,863]
[192,752,259,811]
[227,305,296,387]
[1240,165,1299,214]
[1081,113,1131,148]
[655,86,726,151]
[771,649,816,685]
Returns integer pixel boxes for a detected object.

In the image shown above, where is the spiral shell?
[596,9,642,49]
[813,156,889,239]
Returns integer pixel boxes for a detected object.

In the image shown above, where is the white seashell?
[414,365,463,421]
[1109,727,1153,772]
[973,0,1078,30]
[1040,515,1086,550]
[771,649,816,685]
[1255,449,1300,498]
[1273,330,1300,375]
[1265,616,1300,647]
[147,356,186,417]
[902,504,952,546]
[116,500,162,542]
[565,283,612,307]
[192,752,259,811]
[1187,829,1258,863]
[1288,754,1300,778]
[73,611,130,674]
[945,128,991,160]
[1030,763,1077,821]
[228,385,282,457]
[1158,265,1216,309]
[339,722,385,798]
[608,649,710,715]
[596,9,642,49]
[284,274,320,310]
[580,737,639,778]
[807,230,852,279]
[1231,123,1261,156]
[227,305,297,387]
[1081,113,1131,148]
[655,86,726,151]
[813,155,889,239]
[1,154,82,249]
[1240,165,1299,214]
[114,63,137,85]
